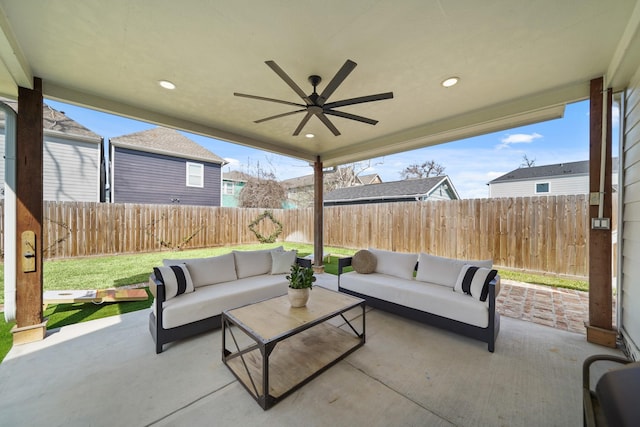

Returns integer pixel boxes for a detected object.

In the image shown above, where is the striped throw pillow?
[454,265,497,302]
[153,264,195,300]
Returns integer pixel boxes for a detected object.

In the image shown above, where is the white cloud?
[497,132,543,149]
[224,157,240,167]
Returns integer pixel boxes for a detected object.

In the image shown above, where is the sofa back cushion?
[153,264,195,300]
[185,253,237,287]
[368,248,417,280]
[454,265,498,302]
[416,252,492,288]
[233,247,283,278]
[271,250,297,274]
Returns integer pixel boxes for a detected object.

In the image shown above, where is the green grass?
[0,243,588,363]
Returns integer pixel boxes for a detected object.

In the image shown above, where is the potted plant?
[286,263,316,307]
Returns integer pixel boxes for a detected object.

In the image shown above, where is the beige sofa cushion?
[271,250,297,274]
[368,248,417,280]
[416,253,492,288]
[233,247,283,278]
[185,253,237,287]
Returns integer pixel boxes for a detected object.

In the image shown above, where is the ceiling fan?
[234,60,393,136]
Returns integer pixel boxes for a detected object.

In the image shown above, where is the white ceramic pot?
[288,288,310,308]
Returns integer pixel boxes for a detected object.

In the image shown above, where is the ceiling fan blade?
[317,59,357,106]
[265,60,312,104]
[324,92,394,109]
[254,109,306,123]
[293,111,314,136]
[324,109,378,125]
[234,92,306,108]
[316,113,341,136]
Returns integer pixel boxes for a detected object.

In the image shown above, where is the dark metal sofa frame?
[337,257,499,352]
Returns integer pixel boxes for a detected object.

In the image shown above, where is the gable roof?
[0,97,102,142]
[358,173,382,185]
[110,127,226,164]
[325,176,459,203]
[223,170,252,182]
[489,159,619,184]
[281,167,381,189]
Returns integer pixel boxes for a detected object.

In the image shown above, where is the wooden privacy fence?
[0,195,591,277]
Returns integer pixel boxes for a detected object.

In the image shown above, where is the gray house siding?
[489,174,589,197]
[621,62,640,360]
[1,132,102,201]
[112,147,221,206]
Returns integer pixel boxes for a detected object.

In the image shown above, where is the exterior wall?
[489,175,589,197]
[221,180,244,207]
[0,132,101,201]
[111,147,221,206]
[426,182,456,200]
[621,63,640,360]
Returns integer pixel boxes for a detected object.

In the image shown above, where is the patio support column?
[586,76,616,347]
[11,77,47,344]
[313,157,324,273]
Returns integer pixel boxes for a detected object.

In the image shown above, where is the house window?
[535,182,550,193]
[186,162,204,187]
[223,182,234,195]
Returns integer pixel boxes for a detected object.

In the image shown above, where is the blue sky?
[47,98,614,199]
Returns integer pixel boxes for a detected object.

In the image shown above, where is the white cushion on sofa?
[185,253,237,287]
[454,265,498,301]
[152,264,195,301]
[163,257,205,267]
[233,247,283,278]
[416,253,492,288]
[368,248,417,280]
[271,250,297,274]
[158,274,289,329]
[340,271,489,328]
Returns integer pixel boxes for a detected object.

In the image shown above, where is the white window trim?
[186,162,204,188]
[223,181,234,195]
[535,181,550,194]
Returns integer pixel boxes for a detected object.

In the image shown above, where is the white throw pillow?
[368,248,417,280]
[185,253,237,287]
[416,253,492,288]
[271,250,297,274]
[152,264,195,300]
[454,265,498,301]
[233,247,283,278]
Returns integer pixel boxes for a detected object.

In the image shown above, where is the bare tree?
[521,154,536,167]
[400,160,445,179]
[238,161,286,208]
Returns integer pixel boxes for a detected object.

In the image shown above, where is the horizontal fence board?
[0,195,594,278]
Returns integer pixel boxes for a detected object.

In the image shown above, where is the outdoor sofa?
[148,247,311,353]
[338,248,500,352]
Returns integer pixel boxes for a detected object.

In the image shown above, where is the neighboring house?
[324,176,460,206]
[0,98,105,202]
[222,170,252,207]
[283,167,383,208]
[109,127,226,206]
[488,159,619,197]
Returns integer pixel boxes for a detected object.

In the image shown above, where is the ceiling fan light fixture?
[158,80,176,90]
[305,133,315,138]
[441,77,459,88]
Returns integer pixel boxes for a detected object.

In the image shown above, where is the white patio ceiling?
[0,0,639,167]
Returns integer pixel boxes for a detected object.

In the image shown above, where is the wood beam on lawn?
[11,77,47,344]
[586,76,616,347]
[313,157,324,272]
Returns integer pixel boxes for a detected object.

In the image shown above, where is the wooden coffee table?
[222,287,365,410]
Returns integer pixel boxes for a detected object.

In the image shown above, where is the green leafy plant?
[286,263,316,289]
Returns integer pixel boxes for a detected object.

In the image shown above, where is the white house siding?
[621,63,640,360]
[42,135,101,201]
[489,175,588,197]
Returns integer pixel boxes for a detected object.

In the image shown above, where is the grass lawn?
[0,243,588,363]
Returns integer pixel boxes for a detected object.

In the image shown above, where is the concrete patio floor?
[0,275,624,427]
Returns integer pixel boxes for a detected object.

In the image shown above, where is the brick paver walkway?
[496,280,616,335]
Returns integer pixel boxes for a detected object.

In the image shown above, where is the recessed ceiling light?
[441,77,459,88]
[158,80,176,90]
[305,133,315,138]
